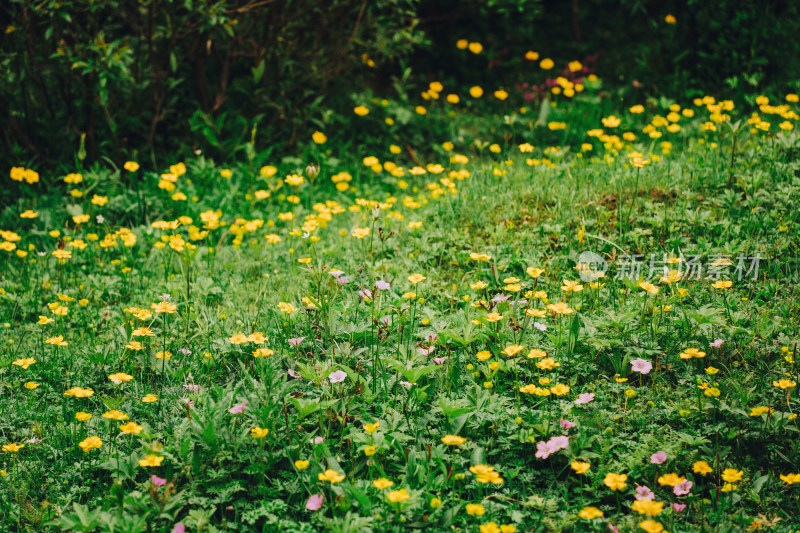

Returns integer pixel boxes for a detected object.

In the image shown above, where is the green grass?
[2,87,800,533]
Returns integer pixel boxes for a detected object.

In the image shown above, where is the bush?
[1,0,424,166]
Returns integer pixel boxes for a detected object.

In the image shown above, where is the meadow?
[2,45,800,533]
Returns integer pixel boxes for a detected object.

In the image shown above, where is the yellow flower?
[480,522,501,533]
[312,131,327,144]
[466,503,486,516]
[119,422,144,435]
[571,461,590,474]
[354,105,370,116]
[527,349,547,359]
[441,435,466,446]
[502,344,524,357]
[79,436,103,452]
[75,412,92,422]
[138,454,164,467]
[142,394,159,403]
[470,464,504,484]
[108,372,133,385]
[693,460,712,475]
[12,358,35,369]
[373,478,394,489]
[102,410,129,421]
[351,227,370,239]
[665,14,676,24]
[294,460,310,470]
[364,445,376,456]
[773,379,796,389]
[712,280,733,289]
[639,520,664,533]
[45,335,68,346]
[604,473,627,490]
[387,489,410,502]
[679,347,706,359]
[318,469,345,483]
[486,312,504,322]
[468,42,483,54]
[657,472,685,487]
[638,281,659,295]
[408,273,426,284]
[722,468,743,483]
[151,301,177,314]
[278,302,297,314]
[632,499,663,516]
[252,347,274,358]
[469,86,484,98]
[64,387,94,398]
[539,58,554,69]
[578,507,603,519]
[547,302,574,315]
[124,161,140,172]
[561,280,583,292]
[24,381,38,390]
[251,427,269,438]
[2,443,24,453]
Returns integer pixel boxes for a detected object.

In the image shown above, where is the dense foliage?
[3,0,800,168]
[2,51,800,531]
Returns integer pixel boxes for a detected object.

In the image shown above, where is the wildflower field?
[3,6,800,533]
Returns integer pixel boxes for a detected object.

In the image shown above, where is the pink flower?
[575,392,595,405]
[418,346,435,356]
[399,381,413,389]
[151,475,167,487]
[433,356,448,365]
[172,524,185,533]
[288,337,306,346]
[635,485,655,501]
[560,419,576,430]
[288,369,301,379]
[631,358,653,374]
[535,440,554,459]
[376,280,390,291]
[673,480,693,496]
[229,400,248,414]
[359,288,372,299]
[608,524,620,533]
[306,494,324,511]
[184,384,202,392]
[536,436,569,459]
[328,370,347,384]
[311,436,325,444]
[710,339,725,348]
[534,322,547,331]
[671,503,686,512]
[650,451,667,464]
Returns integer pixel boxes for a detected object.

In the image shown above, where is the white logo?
[577,251,608,282]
